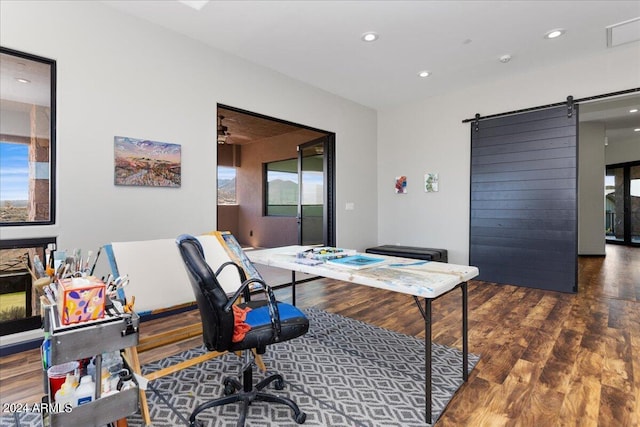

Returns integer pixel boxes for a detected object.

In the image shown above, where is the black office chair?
[176,234,309,427]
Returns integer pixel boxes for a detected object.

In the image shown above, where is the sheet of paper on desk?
[326,255,386,269]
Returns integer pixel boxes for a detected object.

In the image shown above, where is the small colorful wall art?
[424,172,439,192]
[395,175,407,194]
[114,136,181,187]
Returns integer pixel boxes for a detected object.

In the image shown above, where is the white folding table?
[247,246,479,424]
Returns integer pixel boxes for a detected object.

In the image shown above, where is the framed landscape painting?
[114,136,181,187]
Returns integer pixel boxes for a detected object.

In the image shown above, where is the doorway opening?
[216,105,335,249]
[579,92,640,250]
[605,161,640,246]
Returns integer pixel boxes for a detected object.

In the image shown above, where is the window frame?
[0,46,57,226]
[217,165,238,205]
[263,157,299,217]
[0,236,57,335]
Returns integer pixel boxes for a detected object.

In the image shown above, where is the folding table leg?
[462,281,468,381]
[425,298,432,424]
[291,271,297,306]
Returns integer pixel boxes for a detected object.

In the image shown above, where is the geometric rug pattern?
[2,307,479,427]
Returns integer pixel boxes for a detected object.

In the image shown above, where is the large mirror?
[0,47,56,225]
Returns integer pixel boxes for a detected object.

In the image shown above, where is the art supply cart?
[41,304,140,427]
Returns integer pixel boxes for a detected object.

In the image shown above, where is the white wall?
[0,1,378,343]
[0,1,378,253]
[378,43,640,264]
[606,136,640,165]
[578,122,606,255]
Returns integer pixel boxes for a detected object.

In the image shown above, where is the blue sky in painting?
[0,142,29,201]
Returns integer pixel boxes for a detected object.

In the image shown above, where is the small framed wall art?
[395,175,407,194]
[424,173,439,192]
[114,136,181,187]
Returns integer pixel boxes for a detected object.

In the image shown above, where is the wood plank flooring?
[0,244,638,426]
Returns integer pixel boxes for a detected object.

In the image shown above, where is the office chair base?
[223,373,284,395]
[189,374,306,427]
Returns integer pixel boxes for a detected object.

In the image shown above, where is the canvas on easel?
[106,233,254,315]
[206,231,264,289]
[107,232,266,426]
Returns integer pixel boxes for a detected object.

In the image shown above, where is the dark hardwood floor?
[1,244,638,426]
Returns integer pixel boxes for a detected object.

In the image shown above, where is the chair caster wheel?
[190,419,205,427]
[223,377,237,395]
[295,411,306,424]
[274,378,284,390]
[224,383,235,395]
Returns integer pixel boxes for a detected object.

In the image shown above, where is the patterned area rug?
[3,307,479,427]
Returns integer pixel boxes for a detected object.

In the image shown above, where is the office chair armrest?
[215,261,251,301]
[224,277,282,340]
[259,284,282,340]
[224,277,269,311]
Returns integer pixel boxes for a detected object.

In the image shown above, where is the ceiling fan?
[217,115,230,144]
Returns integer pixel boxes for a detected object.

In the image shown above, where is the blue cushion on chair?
[245,303,306,328]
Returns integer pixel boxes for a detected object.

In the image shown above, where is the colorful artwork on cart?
[424,173,439,192]
[114,136,181,187]
[395,176,407,194]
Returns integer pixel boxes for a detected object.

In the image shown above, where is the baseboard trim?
[0,338,42,357]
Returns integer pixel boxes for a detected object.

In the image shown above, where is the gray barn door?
[470,105,578,293]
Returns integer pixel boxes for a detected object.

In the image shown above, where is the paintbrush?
[84,250,93,273]
[90,247,102,276]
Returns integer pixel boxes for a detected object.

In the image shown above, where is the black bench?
[365,245,448,263]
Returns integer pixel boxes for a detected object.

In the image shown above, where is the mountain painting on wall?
[114,136,181,187]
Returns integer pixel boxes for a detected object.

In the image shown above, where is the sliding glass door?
[298,138,327,246]
[633,164,640,244]
[605,161,640,246]
[605,166,624,242]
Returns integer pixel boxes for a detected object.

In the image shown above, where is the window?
[217,166,237,205]
[265,158,298,216]
[0,47,56,225]
[0,237,56,336]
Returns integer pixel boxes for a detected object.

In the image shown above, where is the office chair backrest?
[176,234,235,352]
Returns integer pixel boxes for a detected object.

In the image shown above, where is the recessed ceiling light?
[15,77,30,83]
[544,29,566,39]
[418,70,431,78]
[499,54,512,63]
[630,108,638,113]
[361,32,379,42]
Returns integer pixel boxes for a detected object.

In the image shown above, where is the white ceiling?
[102,0,640,145]
[4,1,638,145]
[0,51,51,107]
[104,0,640,110]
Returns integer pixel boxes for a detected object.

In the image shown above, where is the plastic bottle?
[101,367,116,394]
[103,351,123,374]
[54,374,77,407]
[101,351,123,393]
[87,358,96,382]
[74,375,95,406]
